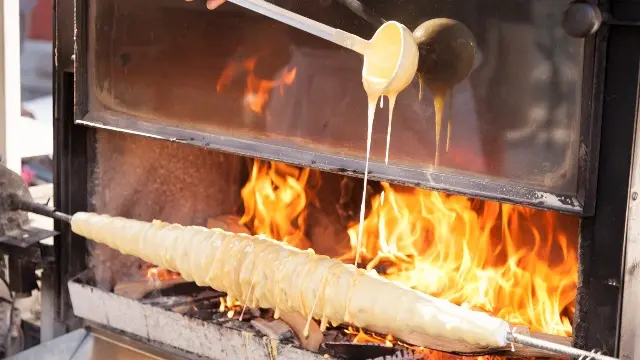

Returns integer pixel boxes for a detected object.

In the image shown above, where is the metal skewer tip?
[506,332,618,360]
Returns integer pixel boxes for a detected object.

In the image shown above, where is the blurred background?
[0,1,55,355]
[20,0,53,187]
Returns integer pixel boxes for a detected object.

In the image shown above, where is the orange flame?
[344,183,576,336]
[219,296,243,318]
[240,160,320,249]
[240,160,578,340]
[345,326,500,359]
[216,56,296,115]
[146,266,181,281]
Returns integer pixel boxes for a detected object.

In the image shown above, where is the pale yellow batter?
[72,212,510,352]
[355,22,418,265]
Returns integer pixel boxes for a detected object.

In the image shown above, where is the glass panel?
[88,0,584,196]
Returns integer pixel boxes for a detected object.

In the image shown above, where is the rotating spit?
[0,165,619,359]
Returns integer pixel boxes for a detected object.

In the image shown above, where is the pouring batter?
[355,21,418,264]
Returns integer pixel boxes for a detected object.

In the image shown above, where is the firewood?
[279,311,323,352]
[250,318,295,341]
[114,277,189,300]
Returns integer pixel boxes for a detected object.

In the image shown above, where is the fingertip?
[206,0,225,10]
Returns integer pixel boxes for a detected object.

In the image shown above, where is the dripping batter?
[355,22,418,265]
[413,19,476,166]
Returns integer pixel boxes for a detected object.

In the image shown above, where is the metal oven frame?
[49,0,640,358]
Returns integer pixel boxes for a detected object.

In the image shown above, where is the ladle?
[227,0,419,93]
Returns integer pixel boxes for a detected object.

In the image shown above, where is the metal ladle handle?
[227,0,369,54]
[506,332,618,360]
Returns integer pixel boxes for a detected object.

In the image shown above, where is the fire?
[219,296,243,318]
[146,266,181,281]
[240,160,578,339]
[240,160,321,249]
[216,55,297,115]
[345,326,499,360]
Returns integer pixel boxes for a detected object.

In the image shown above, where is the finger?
[206,0,226,10]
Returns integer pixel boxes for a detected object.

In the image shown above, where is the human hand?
[206,0,226,10]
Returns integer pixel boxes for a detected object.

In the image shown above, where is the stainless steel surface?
[618,88,640,360]
[227,0,368,54]
[67,271,327,360]
[507,333,617,360]
[8,327,194,360]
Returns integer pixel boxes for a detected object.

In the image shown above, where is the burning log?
[70,212,513,355]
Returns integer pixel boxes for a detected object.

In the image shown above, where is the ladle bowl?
[227,0,419,96]
[362,21,419,96]
[413,18,476,92]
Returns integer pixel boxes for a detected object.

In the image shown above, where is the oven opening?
[87,130,579,359]
[78,3,581,355]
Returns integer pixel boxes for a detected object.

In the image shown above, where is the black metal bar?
[77,114,586,215]
[51,0,91,337]
[8,194,72,223]
[54,72,90,335]
[577,2,608,216]
[573,19,640,356]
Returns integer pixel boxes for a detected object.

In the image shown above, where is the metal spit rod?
[506,332,618,360]
[11,199,619,359]
[7,194,72,223]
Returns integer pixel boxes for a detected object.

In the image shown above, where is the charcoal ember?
[192,297,222,311]
[321,342,405,360]
[322,329,346,343]
[188,307,217,321]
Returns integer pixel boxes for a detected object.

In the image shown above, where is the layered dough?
[71,212,510,352]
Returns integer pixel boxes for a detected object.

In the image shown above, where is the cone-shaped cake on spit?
[71,212,511,353]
